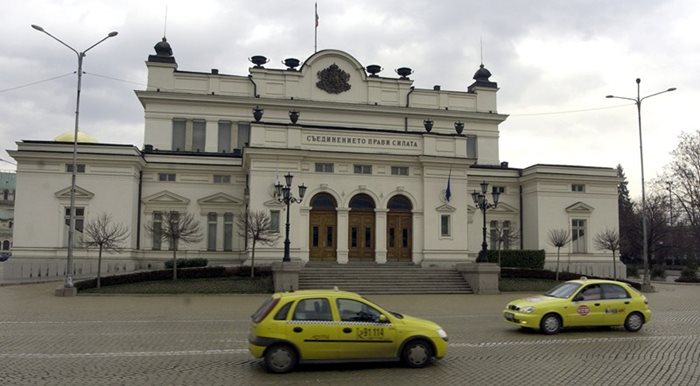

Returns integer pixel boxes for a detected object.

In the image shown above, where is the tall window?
[63,207,85,247]
[224,213,233,251]
[207,212,217,251]
[572,219,587,253]
[152,212,162,250]
[172,119,186,151]
[270,210,280,233]
[489,220,498,248]
[467,135,478,158]
[218,121,232,152]
[440,214,451,237]
[502,221,512,249]
[2,240,10,250]
[237,123,251,148]
[192,120,206,152]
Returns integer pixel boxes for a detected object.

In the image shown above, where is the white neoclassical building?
[3,38,623,282]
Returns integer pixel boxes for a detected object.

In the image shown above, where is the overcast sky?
[1,0,697,198]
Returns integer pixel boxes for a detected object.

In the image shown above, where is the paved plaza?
[0,279,699,386]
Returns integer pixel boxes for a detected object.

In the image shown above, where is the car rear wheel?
[540,313,562,335]
[402,339,432,368]
[624,312,644,332]
[264,344,298,373]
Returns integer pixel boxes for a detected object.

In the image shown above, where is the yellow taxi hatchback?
[249,289,448,373]
[503,278,651,335]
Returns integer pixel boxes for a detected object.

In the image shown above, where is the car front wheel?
[624,312,644,332]
[540,313,562,335]
[402,339,432,368]
[264,344,298,373]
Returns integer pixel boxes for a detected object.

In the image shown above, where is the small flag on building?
[445,168,452,202]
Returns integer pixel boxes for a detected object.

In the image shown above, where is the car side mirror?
[378,314,388,323]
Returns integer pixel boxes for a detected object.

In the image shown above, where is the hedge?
[164,258,209,269]
[74,265,272,290]
[486,250,545,270]
[501,267,642,290]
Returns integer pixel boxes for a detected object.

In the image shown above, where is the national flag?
[315,3,319,27]
[445,169,452,202]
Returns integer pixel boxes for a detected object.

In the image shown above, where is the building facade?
[3,38,623,282]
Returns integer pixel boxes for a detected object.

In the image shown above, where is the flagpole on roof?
[314,2,318,52]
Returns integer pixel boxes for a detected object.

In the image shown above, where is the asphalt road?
[0,281,698,386]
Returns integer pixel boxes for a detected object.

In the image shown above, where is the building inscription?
[305,134,419,149]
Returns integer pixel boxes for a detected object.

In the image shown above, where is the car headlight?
[437,328,448,339]
[521,306,535,314]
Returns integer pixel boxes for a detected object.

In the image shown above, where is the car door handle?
[594,303,600,306]
[293,327,303,333]
[343,327,352,333]
[624,301,630,304]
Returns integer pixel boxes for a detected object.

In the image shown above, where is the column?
[336,208,349,264]
[375,208,388,264]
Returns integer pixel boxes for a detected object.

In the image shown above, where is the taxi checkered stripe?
[286,320,390,327]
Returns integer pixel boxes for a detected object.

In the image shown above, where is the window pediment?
[142,190,190,212]
[197,193,243,214]
[55,185,94,201]
[566,201,594,214]
[436,203,456,213]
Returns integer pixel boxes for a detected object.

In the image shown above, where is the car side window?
[601,284,630,300]
[274,302,293,320]
[292,298,332,321]
[336,298,383,323]
[578,284,602,301]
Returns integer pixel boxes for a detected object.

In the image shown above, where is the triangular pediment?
[264,198,286,208]
[197,192,243,206]
[490,202,518,214]
[55,185,94,200]
[566,201,594,213]
[142,190,190,205]
[436,203,456,213]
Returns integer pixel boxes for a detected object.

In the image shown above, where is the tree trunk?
[612,250,617,279]
[556,248,561,281]
[172,248,177,280]
[97,245,103,288]
[250,240,257,278]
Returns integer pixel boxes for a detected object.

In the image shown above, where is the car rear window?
[252,297,279,323]
[274,302,293,320]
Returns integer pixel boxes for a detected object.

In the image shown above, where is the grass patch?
[79,276,274,295]
[499,277,560,292]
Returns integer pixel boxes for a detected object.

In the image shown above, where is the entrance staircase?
[298,263,473,294]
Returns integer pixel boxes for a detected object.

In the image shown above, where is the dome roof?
[154,37,173,57]
[473,64,492,82]
[53,131,98,143]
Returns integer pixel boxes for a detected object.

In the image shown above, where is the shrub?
[650,265,666,280]
[486,250,545,269]
[626,264,639,278]
[677,260,699,282]
[500,267,642,291]
[164,258,208,269]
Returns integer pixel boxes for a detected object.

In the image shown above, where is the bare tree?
[145,211,203,280]
[83,213,129,288]
[548,229,571,281]
[493,222,520,269]
[594,228,621,279]
[237,209,280,277]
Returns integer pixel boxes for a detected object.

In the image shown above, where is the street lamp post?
[606,78,676,291]
[471,180,501,262]
[275,173,307,262]
[32,24,118,291]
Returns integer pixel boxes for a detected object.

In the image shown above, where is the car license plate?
[504,312,514,321]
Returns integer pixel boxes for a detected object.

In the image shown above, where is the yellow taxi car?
[503,278,651,335]
[249,289,448,373]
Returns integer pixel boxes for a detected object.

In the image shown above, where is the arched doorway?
[387,195,412,262]
[309,193,337,261]
[348,193,375,261]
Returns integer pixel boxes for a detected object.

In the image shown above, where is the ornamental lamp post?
[606,78,676,292]
[32,24,118,293]
[471,180,500,262]
[275,173,306,262]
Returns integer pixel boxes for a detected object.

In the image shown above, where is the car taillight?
[252,297,280,323]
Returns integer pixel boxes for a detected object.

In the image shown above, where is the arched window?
[388,195,412,211]
[311,193,337,210]
[349,194,375,210]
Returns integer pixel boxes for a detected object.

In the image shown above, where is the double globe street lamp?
[606,79,675,291]
[274,173,307,262]
[472,181,501,262]
[32,24,118,291]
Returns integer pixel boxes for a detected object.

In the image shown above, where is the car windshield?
[544,282,582,299]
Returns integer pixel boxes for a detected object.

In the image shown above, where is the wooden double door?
[387,212,412,261]
[309,210,336,261]
[348,211,375,261]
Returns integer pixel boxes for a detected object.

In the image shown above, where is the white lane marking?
[449,334,700,348]
[0,349,249,359]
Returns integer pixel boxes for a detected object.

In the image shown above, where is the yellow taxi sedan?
[503,278,651,335]
[249,289,448,373]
